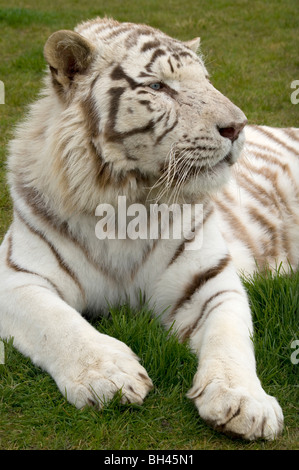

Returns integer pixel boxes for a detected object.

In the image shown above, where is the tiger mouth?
[206,151,234,168]
[159,150,234,184]
[184,151,234,173]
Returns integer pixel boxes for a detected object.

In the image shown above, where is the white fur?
[1,17,297,440]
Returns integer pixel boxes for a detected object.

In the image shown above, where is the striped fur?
[0,17,297,440]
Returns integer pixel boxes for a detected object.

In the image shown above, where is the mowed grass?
[0,0,298,451]
[0,272,298,450]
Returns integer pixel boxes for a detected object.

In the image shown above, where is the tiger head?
[42,18,246,212]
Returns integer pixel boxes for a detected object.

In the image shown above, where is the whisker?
[168,150,194,204]
[153,148,189,204]
[146,143,178,203]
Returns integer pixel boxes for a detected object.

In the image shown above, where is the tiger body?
[1,17,298,440]
[215,125,299,274]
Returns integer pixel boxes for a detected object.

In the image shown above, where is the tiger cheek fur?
[0,16,297,441]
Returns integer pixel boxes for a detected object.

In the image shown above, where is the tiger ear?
[184,37,201,53]
[44,30,95,91]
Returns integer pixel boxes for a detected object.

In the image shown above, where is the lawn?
[0,0,298,451]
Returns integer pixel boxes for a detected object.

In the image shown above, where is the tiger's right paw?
[55,336,153,409]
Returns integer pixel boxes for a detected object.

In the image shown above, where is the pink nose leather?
[218,120,247,142]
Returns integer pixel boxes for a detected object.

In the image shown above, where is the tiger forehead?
[128,32,198,63]
[78,18,192,54]
[78,18,204,80]
[108,39,201,83]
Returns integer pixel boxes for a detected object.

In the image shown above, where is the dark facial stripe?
[138,99,155,112]
[123,26,155,47]
[155,116,179,144]
[169,254,231,319]
[81,74,101,139]
[105,86,125,141]
[178,51,194,59]
[141,40,161,52]
[105,86,157,143]
[138,71,156,79]
[110,65,140,90]
[102,25,135,41]
[145,48,166,72]
[6,233,64,299]
[168,57,174,73]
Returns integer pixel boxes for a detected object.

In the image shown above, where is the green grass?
[0,0,298,451]
[0,273,298,450]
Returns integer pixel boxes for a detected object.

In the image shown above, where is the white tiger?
[1,17,298,441]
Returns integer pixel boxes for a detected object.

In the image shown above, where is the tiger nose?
[218,120,247,142]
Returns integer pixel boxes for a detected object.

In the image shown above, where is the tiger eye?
[149,83,162,90]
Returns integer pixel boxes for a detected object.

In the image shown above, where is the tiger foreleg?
[160,221,284,440]
[186,291,284,440]
[0,250,152,408]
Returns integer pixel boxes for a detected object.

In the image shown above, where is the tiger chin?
[1,17,298,441]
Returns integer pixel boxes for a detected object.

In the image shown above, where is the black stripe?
[106,86,157,142]
[170,254,231,319]
[140,40,161,52]
[14,209,85,300]
[180,289,241,340]
[138,71,156,79]
[6,233,64,299]
[13,183,125,284]
[122,26,154,47]
[81,74,101,139]
[145,49,166,72]
[167,206,213,267]
[110,65,140,90]
[155,117,179,144]
[102,25,135,41]
[168,57,174,73]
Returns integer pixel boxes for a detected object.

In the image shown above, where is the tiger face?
[43,18,247,208]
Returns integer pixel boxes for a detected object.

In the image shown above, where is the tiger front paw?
[187,379,283,440]
[55,336,153,409]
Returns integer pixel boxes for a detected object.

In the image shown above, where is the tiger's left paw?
[187,380,284,440]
